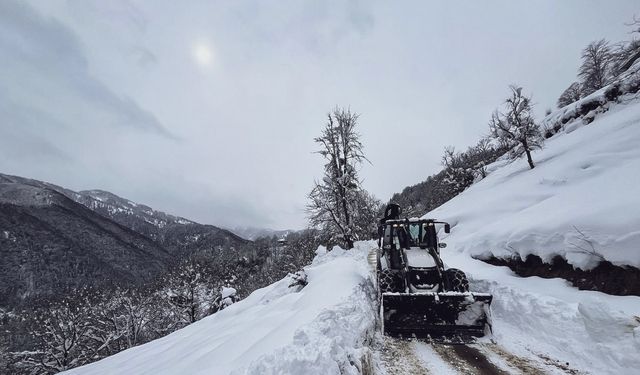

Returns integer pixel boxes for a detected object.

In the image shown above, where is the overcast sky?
[1,0,637,229]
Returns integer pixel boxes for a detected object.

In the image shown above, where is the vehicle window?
[383,225,392,247]
[408,224,420,244]
[422,224,436,247]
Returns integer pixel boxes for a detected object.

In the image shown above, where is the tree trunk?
[522,140,535,169]
[345,236,354,250]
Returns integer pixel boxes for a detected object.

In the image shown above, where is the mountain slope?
[0,181,172,306]
[0,173,249,253]
[0,173,252,307]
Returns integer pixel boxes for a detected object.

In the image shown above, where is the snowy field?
[62,242,378,375]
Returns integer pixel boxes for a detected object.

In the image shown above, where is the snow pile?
[441,252,640,374]
[429,98,640,269]
[62,242,377,375]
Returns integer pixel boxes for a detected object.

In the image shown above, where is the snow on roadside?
[441,251,640,374]
[62,241,378,375]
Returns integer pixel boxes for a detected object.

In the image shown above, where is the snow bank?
[62,242,378,375]
[443,252,640,374]
[428,98,640,269]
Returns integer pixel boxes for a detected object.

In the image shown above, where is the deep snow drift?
[62,242,378,375]
[427,98,640,373]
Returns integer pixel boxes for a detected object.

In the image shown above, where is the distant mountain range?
[0,173,250,307]
[230,226,295,241]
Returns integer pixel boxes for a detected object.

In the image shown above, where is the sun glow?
[192,42,213,67]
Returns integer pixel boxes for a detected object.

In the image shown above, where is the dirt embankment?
[481,254,640,296]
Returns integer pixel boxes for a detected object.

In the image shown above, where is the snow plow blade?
[382,292,492,341]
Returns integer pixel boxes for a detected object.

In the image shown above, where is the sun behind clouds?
[192,41,213,67]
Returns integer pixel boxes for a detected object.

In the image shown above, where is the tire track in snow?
[376,337,582,374]
[471,343,547,374]
[429,343,510,375]
[378,337,430,375]
[535,352,586,375]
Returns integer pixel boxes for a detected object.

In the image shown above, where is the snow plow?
[376,204,492,341]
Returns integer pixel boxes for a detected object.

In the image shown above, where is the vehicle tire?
[445,268,469,292]
[378,269,404,293]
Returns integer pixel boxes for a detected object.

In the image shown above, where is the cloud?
[66,0,148,34]
[3,0,638,231]
[130,45,158,68]
[0,0,171,137]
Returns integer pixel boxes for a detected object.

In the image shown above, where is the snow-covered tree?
[579,39,613,96]
[469,137,498,179]
[162,259,215,325]
[557,82,582,108]
[14,297,104,374]
[609,16,640,76]
[307,107,378,249]
[441,146,474,194]
[0,334,10,373]
[350,189,382,240]
[211,287,237,312]
[91,288,160,354]
[490,85,543,169]
[287,270,308,291]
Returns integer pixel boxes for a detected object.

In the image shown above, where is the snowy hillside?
[62,242,378,375]
[429,97,640,270]
[78,189,195,229]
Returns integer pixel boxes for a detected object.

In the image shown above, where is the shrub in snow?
[287,270,308,291]
[212,287,237,312]
[557,82,582,108]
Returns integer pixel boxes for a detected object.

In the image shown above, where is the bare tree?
[307,107,376,249]
[441,146,462,169]
[14,298,104,374]
[490,85,543,169]
[470,138,496,179]
[579,39,613,96]
[161,259,214,325]
[557,82,582,108]
[350,189,382,240]
[91,288,160,354]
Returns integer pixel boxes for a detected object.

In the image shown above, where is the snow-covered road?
[376,337,585,375]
